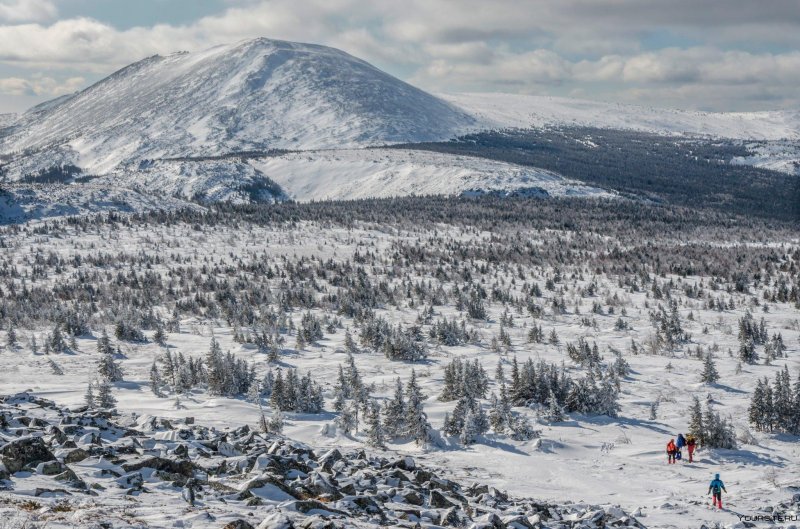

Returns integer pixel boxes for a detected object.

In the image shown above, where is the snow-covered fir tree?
[404,369,431,445]
[96,379,117,411]
[268,410,284,434]
[98,345,124,382]
[700,351,719,384]
[149,361,163,397]
[336,400,358,434]
[364,400,385,448]
[544,388,566,423]
[382,377,406,438]
[84,381,95,409]
[749,366,800,434]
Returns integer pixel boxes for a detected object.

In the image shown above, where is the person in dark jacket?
[675,433,686,460]
[708,473,727,509]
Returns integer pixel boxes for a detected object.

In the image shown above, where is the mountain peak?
[0,37,475,178]
[230,36,341,53]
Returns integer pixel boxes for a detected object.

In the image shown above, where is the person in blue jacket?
[708,473,727,509]
[675,433,686,460]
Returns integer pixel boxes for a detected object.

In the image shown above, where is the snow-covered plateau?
[247,149,612,202]
[444,92,800,141]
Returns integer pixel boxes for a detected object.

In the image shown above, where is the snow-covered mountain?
[0,38,475,179]
[444,92,800,141]
[1,37,798,216]
[0,38,615,216]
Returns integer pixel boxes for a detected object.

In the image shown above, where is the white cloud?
[0,0,799,110]
[0,0,56,23]
[0,76,27,94]
[0,74,83,96]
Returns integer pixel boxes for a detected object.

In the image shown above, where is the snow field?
[0,213,798,528]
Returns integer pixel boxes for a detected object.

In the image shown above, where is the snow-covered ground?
[250,149,612,201]
[730,141,800,176]
[0,112,15,129]
[0,207,798,528]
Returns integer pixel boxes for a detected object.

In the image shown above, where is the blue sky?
[1,0,799,113]
[57,0,223,29]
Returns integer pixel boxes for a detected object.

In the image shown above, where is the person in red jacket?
[666,439,677,464]
[686,435,697,463]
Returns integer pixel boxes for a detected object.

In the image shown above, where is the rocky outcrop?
[0,437,56,473]
[0,392,643,528]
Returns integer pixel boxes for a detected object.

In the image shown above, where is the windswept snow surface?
[444,93,800,141]
[250,149,613,201]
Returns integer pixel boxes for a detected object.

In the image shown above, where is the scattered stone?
[63,448,90,464]
[122,456,194,477]
[1,436,56,473]
[34,487,71,497]
[430,489,457,509]
[257,513,295,529]
[38,460,67,475]
[292,499,346,516]
[223,521,255,529]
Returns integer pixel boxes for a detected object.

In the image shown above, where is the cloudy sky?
[0,0,799,113]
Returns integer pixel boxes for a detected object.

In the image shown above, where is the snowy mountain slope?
[444,92,800,141]
[0,112,15,129]
[249,148,613,201]
[0,38,475,179]
[113,159,289,202]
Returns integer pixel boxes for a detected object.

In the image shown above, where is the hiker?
[686,435,697,462]
[675,433,686,461]
[708,473,727,509]
[666,438,677,464]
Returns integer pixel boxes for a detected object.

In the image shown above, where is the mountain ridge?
[0,37,476,178]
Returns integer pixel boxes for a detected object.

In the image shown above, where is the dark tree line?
[390,127,800,221]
